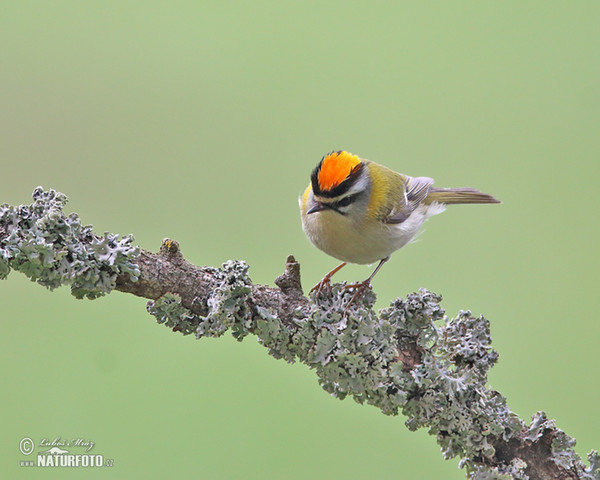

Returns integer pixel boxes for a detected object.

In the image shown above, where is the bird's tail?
[425,187,500,205]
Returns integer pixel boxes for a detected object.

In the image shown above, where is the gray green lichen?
[146,260,252,338]
[0,187,140,298]
[148,275,599,479]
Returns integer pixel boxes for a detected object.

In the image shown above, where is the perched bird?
[299,150,500,305]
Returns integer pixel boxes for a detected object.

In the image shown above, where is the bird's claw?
[342,280,373,310]
[310,277,332,296]
[309,262,347,297]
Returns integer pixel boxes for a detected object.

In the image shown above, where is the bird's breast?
[302,209,411,264]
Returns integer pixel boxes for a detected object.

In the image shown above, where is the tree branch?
[1,188,598,480]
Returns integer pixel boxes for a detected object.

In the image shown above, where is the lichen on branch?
[0,187,139,298]
[1,188,598,480]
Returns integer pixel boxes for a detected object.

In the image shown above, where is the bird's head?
[307,151,370,215]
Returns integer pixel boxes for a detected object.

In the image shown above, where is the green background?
[1,2,598,478]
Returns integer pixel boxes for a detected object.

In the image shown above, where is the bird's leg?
[343,257,389,309]
[310,262,347,296]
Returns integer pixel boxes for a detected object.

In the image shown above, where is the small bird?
[299,150,500,305]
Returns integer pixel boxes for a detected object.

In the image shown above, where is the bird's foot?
[310,277,331,296]
[309,262,347,297]
[342,279,373,310]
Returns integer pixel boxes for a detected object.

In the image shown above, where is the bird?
[299,150,500,306]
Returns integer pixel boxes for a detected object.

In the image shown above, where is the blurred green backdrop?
[1,2,598,479]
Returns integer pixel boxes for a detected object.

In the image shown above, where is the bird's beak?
[307,202,327,214]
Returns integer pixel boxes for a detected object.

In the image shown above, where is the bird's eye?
[337,196,353,207]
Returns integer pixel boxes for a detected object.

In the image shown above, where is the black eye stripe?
[328,192,360,210]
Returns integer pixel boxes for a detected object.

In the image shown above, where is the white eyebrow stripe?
[345,170,369,196]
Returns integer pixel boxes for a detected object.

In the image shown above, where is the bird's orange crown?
[317,151,362,191]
